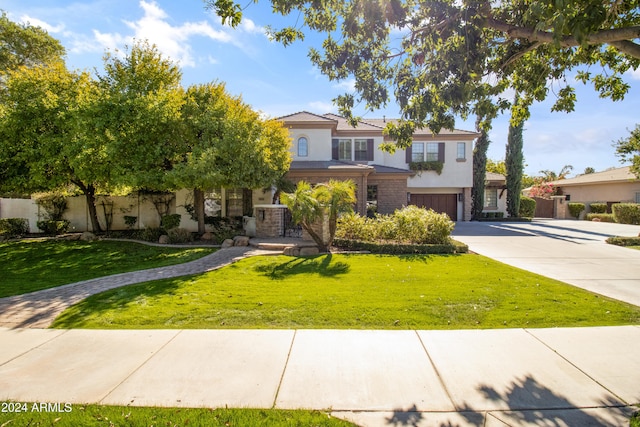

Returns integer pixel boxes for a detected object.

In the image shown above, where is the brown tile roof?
[551,166,638,186]
[277,111,337,123]
[361,118,480,137]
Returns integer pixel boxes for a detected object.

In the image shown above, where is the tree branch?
[486,18,640,58]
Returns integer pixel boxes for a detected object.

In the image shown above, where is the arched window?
[297,137,308,157]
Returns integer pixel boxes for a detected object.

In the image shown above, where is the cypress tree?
[472,125,490,220]
[505,118,524,217]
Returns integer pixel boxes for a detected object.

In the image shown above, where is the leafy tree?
[168,83,292,233]
[505,117,524,217]
[0,62,111,231]
[486,159,507,176]
[281,179,356,252]
[615,124,640,178]
[583,166,596,174]
[92,40,185,191]
[206,0,640,146]
[0,12,65,78]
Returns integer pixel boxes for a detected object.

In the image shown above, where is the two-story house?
[280,111,479,221]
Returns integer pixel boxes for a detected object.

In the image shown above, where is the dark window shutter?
[332,139,339,160]
[367,139,374,161]
[438,142,445,163]
[405,145,412,163]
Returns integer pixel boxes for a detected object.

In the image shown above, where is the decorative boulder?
[158,235,170,244]
[80,231,96,241]
[283,246,300,256]
[233,235,250,246]
[299,247,320,256]
[221,239,234,248]
[201,232,215,241]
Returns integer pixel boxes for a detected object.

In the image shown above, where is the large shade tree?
[0,62,111,231]
[208,0,640,142]
[615,124,640,178]
[167,82,292,233]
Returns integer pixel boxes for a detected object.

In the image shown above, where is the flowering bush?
[528,180,557,199]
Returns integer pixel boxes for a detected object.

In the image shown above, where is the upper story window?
[411,143,424,162]
[332,138,374,161]
[426,143,439,162]
[457,142,466,160]
[406,142,445,164]
[297,137,308,157]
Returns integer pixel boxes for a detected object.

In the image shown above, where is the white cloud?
[19,15,65,34]
[79,0,256,68]
[333,78,356,92]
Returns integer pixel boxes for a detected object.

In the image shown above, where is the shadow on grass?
[253,254,350,279]
[50,275,188,329]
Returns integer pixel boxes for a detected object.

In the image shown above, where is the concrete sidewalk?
[1,326,638,426]
[453,220,640,307]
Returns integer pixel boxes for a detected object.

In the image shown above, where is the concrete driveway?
[452,219,640,307]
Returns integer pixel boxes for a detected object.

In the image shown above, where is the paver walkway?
[0,246,270,329]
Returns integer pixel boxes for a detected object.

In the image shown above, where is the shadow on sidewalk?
[382,375,630,426]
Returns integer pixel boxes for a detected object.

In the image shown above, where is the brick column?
[254,204,286,238]
[463,187,472,221]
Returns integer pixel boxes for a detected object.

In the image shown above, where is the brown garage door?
[410,194,457,220]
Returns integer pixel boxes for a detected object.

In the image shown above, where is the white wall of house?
[289,128,333,161]
[407,141,473,189]
[560,182,640,208]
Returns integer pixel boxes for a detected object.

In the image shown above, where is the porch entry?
[409,194,458,221]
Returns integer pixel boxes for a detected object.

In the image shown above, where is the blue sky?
[2,0,639,177]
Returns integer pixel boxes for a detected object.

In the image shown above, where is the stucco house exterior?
[548,166,640,217]
[280,112,479,221]
[483,172,508,217]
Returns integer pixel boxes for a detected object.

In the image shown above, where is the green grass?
[52,253,640,330]
[0,403,354,426]
[0,239,215,298]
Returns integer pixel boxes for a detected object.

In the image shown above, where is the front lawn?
[0,403,353,427]
[0,239,215,298]
[52,253,640,330]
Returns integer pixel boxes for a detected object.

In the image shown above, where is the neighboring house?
[548,166,640,217]
[483,172,508,217]
[280,112,479,221]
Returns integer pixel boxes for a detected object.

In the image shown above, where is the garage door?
[410,194,457,220]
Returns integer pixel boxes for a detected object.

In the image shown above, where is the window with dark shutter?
[438,142,445,163]
[405,145,412,163]
[367,139,374,161]
[332,139,339,160]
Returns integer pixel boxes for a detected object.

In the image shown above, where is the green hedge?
[161,214,181,230]
[612,203,640,225]
[37,220,70,235]
[589,203,608,214]
[585,213,616,222]
[606,236,640,247]
[519,196,536,218]
[0,218,29,237]
[333,238,468,254]
[568,202,585,219]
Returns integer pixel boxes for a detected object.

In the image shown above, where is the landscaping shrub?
[123,215,137,229]
[161,214,181,230]
[589,202,608,214]
[0,218,29,237]
[568,202,585,219]
[606,236,640,247]
[612,203,640,225]
[332,238,468,254]
[336,206,454,245]
[34,193,67,221]
[586,213,616,222]
[167,227,193,244]
[37,220,70,235]
[519,196,536,218]
[140,227,164,242]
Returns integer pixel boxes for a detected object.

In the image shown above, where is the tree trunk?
[84,184,102,232]
[301,220,329,253]
[194,188,206,234]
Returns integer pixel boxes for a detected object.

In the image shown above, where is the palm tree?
[539,164,573,181]
[281,179,356,252]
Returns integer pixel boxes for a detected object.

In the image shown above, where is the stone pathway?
[0,246,274,329]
